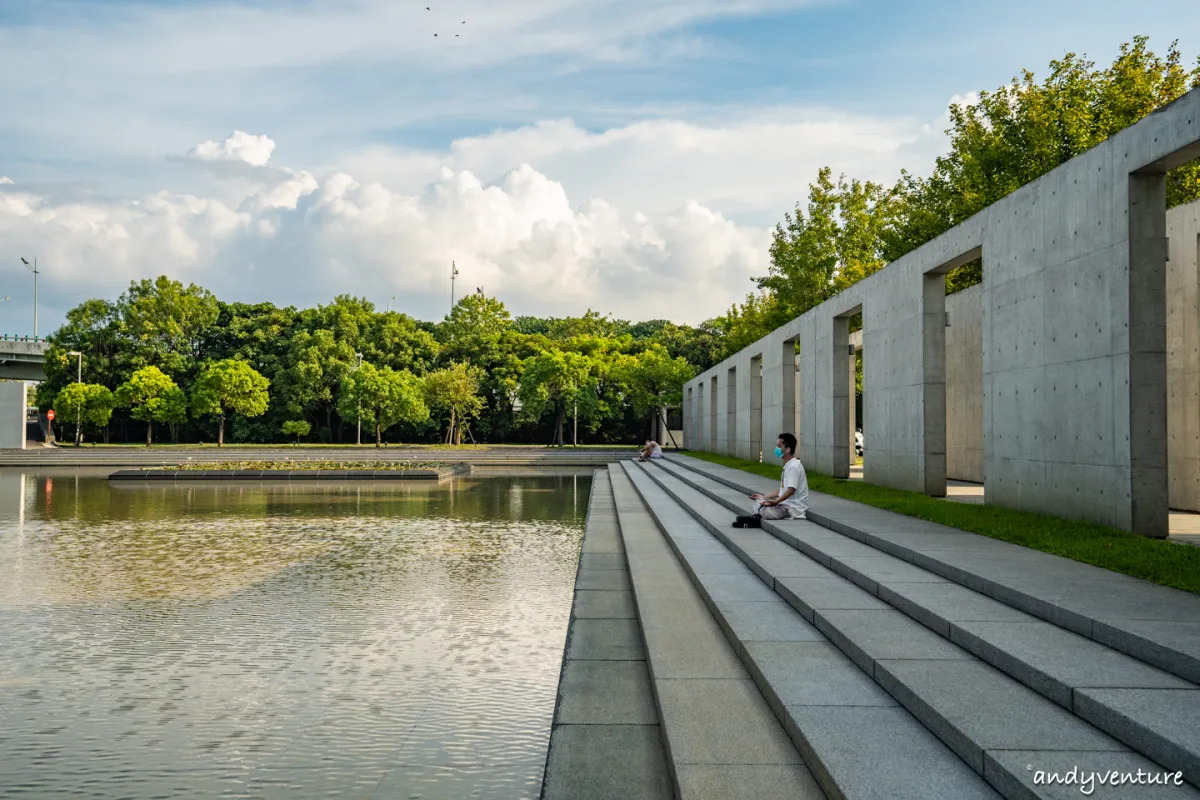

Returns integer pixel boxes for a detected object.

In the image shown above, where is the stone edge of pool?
[106,463,473,481]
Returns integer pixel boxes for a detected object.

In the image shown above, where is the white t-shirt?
[647,442,663,458]
[779,458,808,517]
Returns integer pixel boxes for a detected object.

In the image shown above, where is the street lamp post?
[386,296,396,313]
[68,351,82,447]
[354,352,364,446]
[450,262,459,310]
[20,258,38,337]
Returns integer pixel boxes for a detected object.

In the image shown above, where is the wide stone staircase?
[592,455,1200,800]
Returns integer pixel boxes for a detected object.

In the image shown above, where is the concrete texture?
[946,284,985,482]
[542,470,672,800]
[682,88,1200,537]
[0,380,27,450]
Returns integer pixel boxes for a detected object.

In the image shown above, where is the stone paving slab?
[949,619,1193,707]
[577,552,627,570]
[572,589,635,619]
[655,679,804,766]
[637,460,1200,797]
[742,640,898,708]
[572,568,631,592]
[1074,688,1200,786]
[665,453,1200,684]
[714,600,827,645]
[675,764,825,800]
[775,575,891,621]
[542,725,673,800]
[878,580,1034,637]
[876,659,1127,775]
[787,706,1000,800]
[815,609,971,677]
[555,661,658,725]
[621,462,997,799]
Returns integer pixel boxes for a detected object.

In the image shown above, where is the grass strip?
[686,450,1200,595]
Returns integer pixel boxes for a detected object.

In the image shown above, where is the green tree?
[54,383,117,446]
[118,276,220,379]
[882,36,1200,289]
[517,348,593,447]
[621,344,696,433]
[38,299,122,408]
[423,362,486,445]
[274,327,356,438]
[439,294,528,440]
[281,419,311,445]
[364,311,441,375]
[337,362,429,447]
[190,359,270,446]
[115,366,187,447]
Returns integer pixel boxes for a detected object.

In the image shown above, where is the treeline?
[706,36,1200,356]
[40,285,714,446]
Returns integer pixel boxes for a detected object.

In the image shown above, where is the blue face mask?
[774,447,784,459]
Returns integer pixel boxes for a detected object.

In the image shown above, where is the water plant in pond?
[157,459,446,471]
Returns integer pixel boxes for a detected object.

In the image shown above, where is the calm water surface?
[0,468,590,799]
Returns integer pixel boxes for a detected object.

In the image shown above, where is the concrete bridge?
[0,336,47,380]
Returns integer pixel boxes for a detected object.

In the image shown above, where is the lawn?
[686,451,1200,595]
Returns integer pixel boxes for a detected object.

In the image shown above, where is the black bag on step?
[732,514,762,528]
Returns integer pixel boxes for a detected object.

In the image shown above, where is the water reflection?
[0,468,589,799]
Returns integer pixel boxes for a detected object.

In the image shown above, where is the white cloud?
[0,177,13,185]
[0,103,956,329]
[187,131,276,167]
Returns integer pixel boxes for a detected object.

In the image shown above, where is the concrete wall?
[946,285,984,482]
[0,381,27,450]
[683,87,1200,537]
[1167,200,1200,510]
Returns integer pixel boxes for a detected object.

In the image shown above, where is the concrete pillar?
[923,274,948,497]
[0,381,27,450]
[750,356,763,461]
[832,318,851,479]
[1127,172,1170,537]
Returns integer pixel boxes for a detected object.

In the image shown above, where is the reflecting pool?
[0,468,590,799]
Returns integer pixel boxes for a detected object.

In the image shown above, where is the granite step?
[629,461,1200,799]
[661,453,1200,688]
[615,462,1001,800]
[605,465,825,800]
[648,457,1200,788]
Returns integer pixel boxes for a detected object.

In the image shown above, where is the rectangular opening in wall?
[1166,216,1200,537]
[933,246,982,502]
[726,366,737,456]
[833,309,860,480]
[750,355,763,462]
[710,376,718,455]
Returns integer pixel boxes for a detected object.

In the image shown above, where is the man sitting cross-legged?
[734,433,808,526]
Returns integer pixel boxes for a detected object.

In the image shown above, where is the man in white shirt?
[747,432,808,520]
[636,440,664,462]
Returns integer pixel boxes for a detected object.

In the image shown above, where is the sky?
[0,0,1197,333]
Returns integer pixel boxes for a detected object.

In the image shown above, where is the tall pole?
[354,352,363,446]
[450,261,458,311]
[69,351,82,447]
[21,258,38,337]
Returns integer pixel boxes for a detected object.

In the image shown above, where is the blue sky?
[0,0,1197,332]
